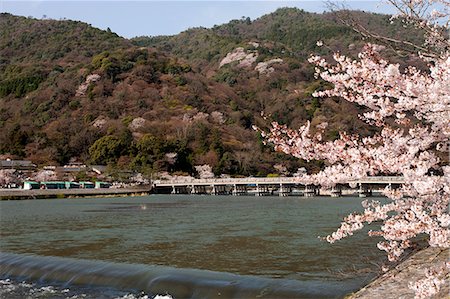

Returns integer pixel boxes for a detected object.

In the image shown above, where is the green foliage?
[90,48,191,82]
[68,100,80,110]
[304,80,331,97]
[0,124,29,156]
[306,98,321,120]
[210,129,224,157]
[91,49,149,81]
[164,59,191,74]
[121,115,133,127]
[173,75,187,86]
[138,99,148,109]
[89,133,131,164]
[268,78,287,90]
[131,134,192,173]
[101,57,121,80]
[229,100,238,111]
[83,114,95,123]
[85,83,95,100]
[91,52,109,69]
[34,111,51,127]
[327,130,340,141]
[239,111,253,129]
[0,13,128,67]
[130,35,170,47]
[185,95,203,110]
[215,152,239,175]
[167,139,193,173]
[214,68,237,86]
[0,75,45,97]
[195,123,211,153]
[132,134,166,168]
[288,61,300,70]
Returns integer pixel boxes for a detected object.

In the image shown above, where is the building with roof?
[0,159,36,170]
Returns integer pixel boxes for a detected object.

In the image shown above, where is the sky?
[0,1,396,38]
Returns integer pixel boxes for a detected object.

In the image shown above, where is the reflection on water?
[0,195,386,297]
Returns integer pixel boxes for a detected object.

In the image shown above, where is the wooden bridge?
[152,176,406,197]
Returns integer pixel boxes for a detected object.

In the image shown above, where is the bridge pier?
[314,186,320,196]
[303,185,315,197]
[211,184,227,195]
[232,184,247,196]
[387,183,391,191]
[172,185,189,194]
[330,186,342,197]
[255,184,271,196]
[190,185,207,195]
[358,183,372,197]
[279,184,291,197]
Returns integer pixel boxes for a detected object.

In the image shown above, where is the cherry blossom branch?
[260,2,449,296]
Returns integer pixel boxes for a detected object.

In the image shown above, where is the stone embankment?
[349,247,449,299]
[0,187,151,200]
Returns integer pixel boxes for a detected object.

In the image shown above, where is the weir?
[0,252,355,299]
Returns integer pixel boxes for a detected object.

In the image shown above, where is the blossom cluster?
[195,164,215,179]
[0,169,19,186]
[408,262,450,299]
[31,169,57,182]
[75,74,101,97]
[219,47,258,68]
[264,45,450,254]
[255,58,283,75]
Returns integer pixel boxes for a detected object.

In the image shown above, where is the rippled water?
[0,195,387,298]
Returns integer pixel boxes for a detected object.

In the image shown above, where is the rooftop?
[0,160,36,169]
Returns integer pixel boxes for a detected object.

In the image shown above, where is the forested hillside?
[0,9,423,177]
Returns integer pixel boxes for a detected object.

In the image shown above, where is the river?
[0,195,386,298]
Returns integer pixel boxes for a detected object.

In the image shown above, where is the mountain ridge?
[0,9,422,177]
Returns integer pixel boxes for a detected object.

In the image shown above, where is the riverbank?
[348,246,449,299]
[0,187,152,200]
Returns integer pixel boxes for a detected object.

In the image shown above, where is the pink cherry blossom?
[260,1,449,296]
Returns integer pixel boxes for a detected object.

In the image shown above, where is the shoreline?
[347,246,449,299]
[0,189,387,200]
[0,187,152,200]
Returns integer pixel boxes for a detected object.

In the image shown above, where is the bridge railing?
[153,177,298,186]
[349,176,406,183]
[153,176,405,186]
